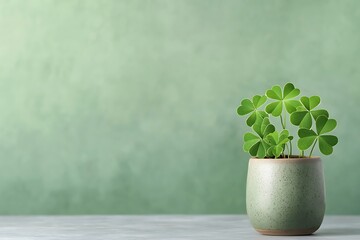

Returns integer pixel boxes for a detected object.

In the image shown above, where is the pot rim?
[250,156,320,162]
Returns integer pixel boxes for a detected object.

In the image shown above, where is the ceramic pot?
[246,157,325,236]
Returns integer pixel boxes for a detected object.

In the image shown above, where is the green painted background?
[0,0,359,214]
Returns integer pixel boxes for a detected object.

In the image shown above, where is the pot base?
[255,227,319,236]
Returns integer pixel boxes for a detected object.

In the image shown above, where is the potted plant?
[237,83,338,236]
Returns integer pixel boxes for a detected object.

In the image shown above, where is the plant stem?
[282,146,286,158]
[301,150,304,157]
[309,138,318,157]
[285,144,290,158]
[289,141,293,157]
[280,115,285,129]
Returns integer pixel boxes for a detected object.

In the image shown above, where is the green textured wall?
[0,0,359,214]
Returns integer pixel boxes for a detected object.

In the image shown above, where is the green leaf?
[257,111,268,120]
[271,102,283,117]
[249,141,267,158]
[300,96,321,111]
[298,136,317,150]
[311,109,329,120]
[267,146,275,156]
[263,124,275,137]
[290,95,327,129]
[299,112,312,129]
[266,85,282,100]
[253,95,267,108]
[264,130,290,158]
[297,116,338,156]
[265,102,282,116]
[265,83,301,116]
[243,132,260,152]
[245,110,267,127]
[297,128,317,150]
[256,142,266,158]
[273,145,283,158]
[283,83,300,99]
[252,121,262,137]
[298,128,317,138]
[278,130,290,145]
[290,111,312,129]
[237,96,268,127]
[244,117,275,158]
[249,142,260,156]
[244,132,259,142]
[266,141,284,158]
[316,115,337,135]
[300,96,310,110]
[290,110,306,125]
[318,135,338,155]
[266,131,278,145]
[237,99,254,115]
[260,117,270,131]
[318,137,333,155]
[284,100,301,113]
[246,112,257,127]
[309,96,320,109]
[296,106,307,111]
[253,117,275,138]
[320,135,338,146]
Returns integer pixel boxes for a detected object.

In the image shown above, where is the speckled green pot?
[246,157,325,236]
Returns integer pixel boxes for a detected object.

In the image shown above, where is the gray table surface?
[0,215,359,239]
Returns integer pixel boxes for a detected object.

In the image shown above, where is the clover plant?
[237,83,338,158]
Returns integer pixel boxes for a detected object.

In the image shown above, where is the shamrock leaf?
[264,130,291,158]
[297,115,338,155]
[265,83,301,117]
[290,96,329,129]
[237,95,268,126]
[243,117,275,158]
